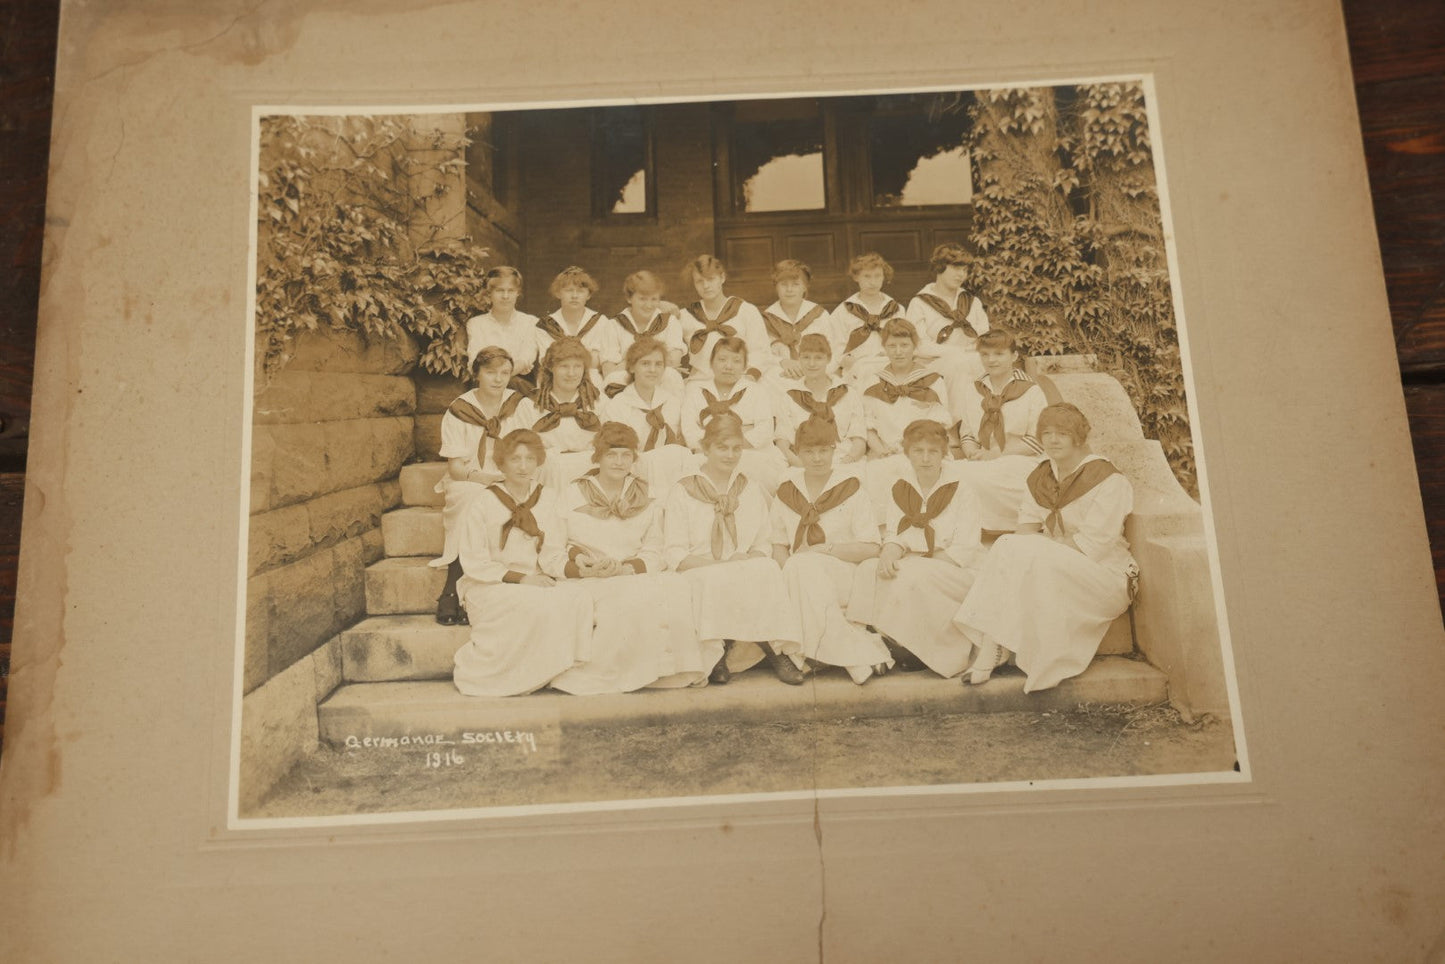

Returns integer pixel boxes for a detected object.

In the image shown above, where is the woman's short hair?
[471,345,515,381]
[797,332,832,359]
[548,265,599,298]
[901,419,950,453]
[794,416,839,450]
[685,254,727,283]
[494,428,546,466]
[881,317,919,345]
[849,251,894,285]
[929,243,972,277]
[591,421,641,462]
[484,265,523,290]
[710,335,748,363]
[771,259,812,285]
[700,412,746,450]
[536,336,600,408]
[623,269,664,299]
[624,335,667,373]
[975,328,1020,354]
[1036,403,1091,445]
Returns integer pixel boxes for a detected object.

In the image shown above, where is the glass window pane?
[870,109,972,208]
[731,107,826,213]
[595,107,648,215]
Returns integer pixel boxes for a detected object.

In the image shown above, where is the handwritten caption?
[343,730,539,768]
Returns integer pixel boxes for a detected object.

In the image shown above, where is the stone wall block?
[250,423,275,514]
[331,535,369,633]
[361,526,385,565]
[414,413,443,462]
[255,371,417,424]
[307,482,390,547]
[248,503,311,575]
[238,653,322,814]
[284,328,421,375]
[267,422,329,507]
[415,372,469,414]
[265,547,342,678]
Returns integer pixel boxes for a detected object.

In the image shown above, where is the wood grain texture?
[0,2,1441,753]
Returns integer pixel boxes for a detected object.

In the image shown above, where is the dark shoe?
[708,657,732,685]
[768,653,806,686]
[435,591,467,626]
[881,634,925,672]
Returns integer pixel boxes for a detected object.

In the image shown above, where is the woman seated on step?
[663,413,806,686]
[549,421,719,694]
[847,419,986,678]
[954,403,1138,691]
[431,346,528,626]
[953,328,1049,532]
[451,429,595,698]
[769,416,892,684]
[773,332,867,469]
[600,335,694,495]
[680,336,788,494]
[510,336,605,490]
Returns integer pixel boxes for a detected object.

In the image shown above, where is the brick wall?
[516,103,716,315]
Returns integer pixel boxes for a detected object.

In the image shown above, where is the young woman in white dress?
[676,255,775,384]
[511,336,604,489]
[827,252,907,387]
[600,336,694,494]
[603,269,687,398]
[770,417,891,684]
[464,266,541,390]
[549,422,719,694]
[954,403,1138,691]
[860,318,955,459]
[905,242,990,396]
[534,265,622,387]
[954,328,1049,532]
[431,346,529,625]
[679,336,788,494]
[847,419,986,678]
[452,429,594,697]
[663,413,805,686]
[759,259,831,382]
[774,332,867,468]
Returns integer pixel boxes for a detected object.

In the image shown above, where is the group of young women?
[430,244,1140,698]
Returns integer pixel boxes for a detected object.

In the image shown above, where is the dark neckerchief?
[1026,458,1120,537]
[776,476,861,551]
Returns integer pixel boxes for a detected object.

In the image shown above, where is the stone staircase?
[314,461,1165,746]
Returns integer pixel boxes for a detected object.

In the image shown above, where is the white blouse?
[680,378,778,452]
[535,308,622,367]
[507,390,601,455]
[678,297,776,381]
[455,483,569,584]
[760,299,831,358]
[466,311,541,375]
[1017,454,1136,576]
[905,283,990,349]
[954,370,1048,453]
[609,308,686,360]
[662,470,774,569]
[827,293,906,369]
[861,366,954,444]
[774,375,866,446]
[878,460,985,569]
[600,383,685,451]
[769,467,880,550]
[558,474,667,573]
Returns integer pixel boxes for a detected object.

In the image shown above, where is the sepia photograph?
[232,78,1247,826]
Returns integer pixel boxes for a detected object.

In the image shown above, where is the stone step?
[381,506,443,558]
[365,557,447,615]
[400,461,447,508]
[338,614,468,682]
[317,656,1166,745]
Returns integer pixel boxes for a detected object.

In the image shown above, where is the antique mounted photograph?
[231,78,1247,827]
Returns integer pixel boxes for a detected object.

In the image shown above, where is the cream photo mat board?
[231,78,1244,826]
[2,1,1443,962]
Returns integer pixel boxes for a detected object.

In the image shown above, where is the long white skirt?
[550,572,722,694]
[431,476,487,567]
[958,454,1042,531]
[925,342,984,408]
[847,555,978,677]
[635,444,697,497]
[954,534,1130,692]
[782,553,891,683]
[538,450,595,490]
[680,556,803,673]
[453,580,594,697]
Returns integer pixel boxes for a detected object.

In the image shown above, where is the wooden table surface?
[0,2,1442,748]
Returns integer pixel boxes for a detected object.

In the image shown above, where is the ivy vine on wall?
[254,115,488,384]
[966,82,1195,495]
